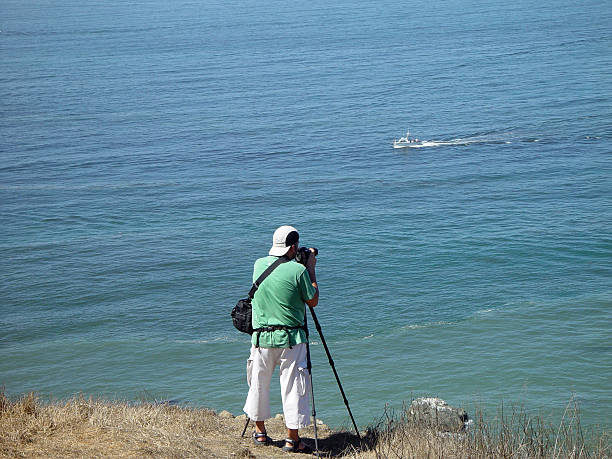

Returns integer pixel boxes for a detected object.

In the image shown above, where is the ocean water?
[1,0,611,431]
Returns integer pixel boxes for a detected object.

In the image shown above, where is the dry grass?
[0,391,339,458]
[1,391,222,458]
[350,401,611,459]
[0,391,609,458]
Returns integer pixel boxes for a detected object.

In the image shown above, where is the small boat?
[392,130,423,148]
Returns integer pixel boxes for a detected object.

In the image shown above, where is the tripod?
[241,306,361,453]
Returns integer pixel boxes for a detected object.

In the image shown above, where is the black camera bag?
[231,256,288,335]
[231,298,254,334]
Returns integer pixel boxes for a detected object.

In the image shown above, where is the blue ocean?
[1,0,610,430]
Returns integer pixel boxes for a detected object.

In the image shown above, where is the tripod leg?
[240,417,250,437]
[306,341,320,458]
[309,307,361,440]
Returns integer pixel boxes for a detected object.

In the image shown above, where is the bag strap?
[247,256,288,299]
[253,324,305,348]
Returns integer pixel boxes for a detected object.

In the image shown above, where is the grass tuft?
[353,399,611,459]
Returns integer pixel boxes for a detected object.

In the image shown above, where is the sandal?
[252,431,272,446]
[282,438,313,454]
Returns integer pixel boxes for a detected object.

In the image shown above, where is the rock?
[218,410,234,419]
[275,413,284,420]
[236,414,247,420]
[315,419,328,429]
[155,399,180,406]
[408,398,469,432]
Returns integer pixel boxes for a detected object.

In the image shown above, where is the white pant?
[243,343,312,429]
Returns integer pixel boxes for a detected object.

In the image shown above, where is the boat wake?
[400,136,516,148]
[393,130,543,149]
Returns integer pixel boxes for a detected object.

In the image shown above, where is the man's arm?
[305,282,318,307]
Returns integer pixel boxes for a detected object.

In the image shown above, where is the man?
[243,225,319,454]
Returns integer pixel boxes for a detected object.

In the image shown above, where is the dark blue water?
[1,0,611,429]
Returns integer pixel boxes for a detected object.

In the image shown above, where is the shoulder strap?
[248,256,288,299]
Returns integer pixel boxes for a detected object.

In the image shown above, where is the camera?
[295,247,318,265]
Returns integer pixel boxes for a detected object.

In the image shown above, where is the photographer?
[243,225,318,454]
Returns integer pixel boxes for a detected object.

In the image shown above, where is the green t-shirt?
[251,256,317,348]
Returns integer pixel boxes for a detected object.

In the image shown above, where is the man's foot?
[282,438,313,453]
[252,431,272,446]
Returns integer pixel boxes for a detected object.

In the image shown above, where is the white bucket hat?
[269,225,299,256]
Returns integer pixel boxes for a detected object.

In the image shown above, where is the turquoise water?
[1,0,611,430]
